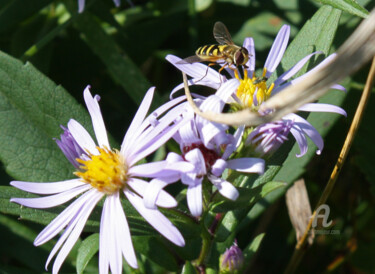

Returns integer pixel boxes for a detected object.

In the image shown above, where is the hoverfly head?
[234,47,249,66]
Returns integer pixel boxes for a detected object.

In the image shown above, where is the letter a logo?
[312,204,332,228]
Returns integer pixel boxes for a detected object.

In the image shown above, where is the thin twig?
[284,56,375,274]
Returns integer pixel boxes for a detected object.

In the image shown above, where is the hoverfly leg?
[195,63,216,83]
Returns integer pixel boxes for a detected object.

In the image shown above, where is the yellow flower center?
[75,147,128,195]
[235,68,274,110]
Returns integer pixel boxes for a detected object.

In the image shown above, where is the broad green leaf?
[0,0,52,33]
[76,233,99,274]
[242,233,265,269]
[211,181,285,213]
[133,236,179,271]
[195,0,213,12]
[0,50,92,182]
[217,5,343,236]
[64,2,163,107]
[312,0,368,18]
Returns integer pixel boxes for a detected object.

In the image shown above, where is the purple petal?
[264,25,290,78]
[298,103,347,116]
[185,148,207,175]
[243,37,255,76]
[113,0,121,7]
[78,0,85,13]
[187,183,202,217]
[226,158,265,174]
[166,54,223,85]
[211,159,228,177]
[125,190,185,246]
[289,125,308,157]
[83,86,110,148]
[215,79,240,103]
[10,179,85,195]
[11,184,91,209]
[273,51,322,89]
[287,114,324,155]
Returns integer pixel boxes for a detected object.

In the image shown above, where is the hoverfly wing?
[213,21,235,45]
[176,55,203,64]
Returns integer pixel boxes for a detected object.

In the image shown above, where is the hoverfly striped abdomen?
[196,45,225,59]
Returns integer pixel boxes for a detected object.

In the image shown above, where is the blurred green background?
[0,0,374,273]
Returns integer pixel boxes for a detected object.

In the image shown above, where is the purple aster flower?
[10,86,188,273]
[219,241,244,273]
[144,96,265,217]
[165,24,347,157]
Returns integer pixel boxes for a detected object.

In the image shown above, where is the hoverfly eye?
[235,51,245,66]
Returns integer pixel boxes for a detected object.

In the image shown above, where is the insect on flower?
[178,22,250,80]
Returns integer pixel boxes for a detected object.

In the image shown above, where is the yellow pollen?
[235,68,274,110]
[75,147,127,195]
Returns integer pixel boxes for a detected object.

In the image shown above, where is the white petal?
[209,176,239,200]
[143,179,169,209]
[129,161,167,177]
[226,158,265,174]
[185,148,207,175]
[68,119,98,155]
[125,190,185,246]
[10,179,85,195]
[46,189,103,273]
[187,183,202,217]
[11,184,91,209]
[35,189,102,246]
[121,87,154,154]
[83,86,110,148]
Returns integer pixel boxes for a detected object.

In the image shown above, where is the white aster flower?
[10,86,187,274]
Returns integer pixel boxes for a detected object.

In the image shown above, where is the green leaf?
[0,50,92,182]
[133,236,179,271]
[242,233,265,269]
[76,233,99,274]
[313,0,368,18]
[182,261,198,274]
[64,2,163,107]
[211,181,285,213]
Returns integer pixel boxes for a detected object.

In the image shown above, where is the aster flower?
[10,86,188,273]
[165,24,347,157]
[219,241,244,273]
[144,96,265,217]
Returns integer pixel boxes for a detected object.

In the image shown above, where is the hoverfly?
[178,22,250,77]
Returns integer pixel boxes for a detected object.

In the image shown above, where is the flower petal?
[187,182,203,217]
[83,86,110,148]
[226,158,265,174]
[209,175,239,200]
[143,179,172,209]
[129,161,167,177]
[264,25,290,77]
[243,37,255,76]
[121,87,154,153]
[11,184,91,209]
[45,189,103,273]
[78,0,85,13]
[68,119,98,155]
[10,179,86,195]
[298,103,347,117]
[125,190,185,246]
[128,178,177,208]
[273,51,322,89]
